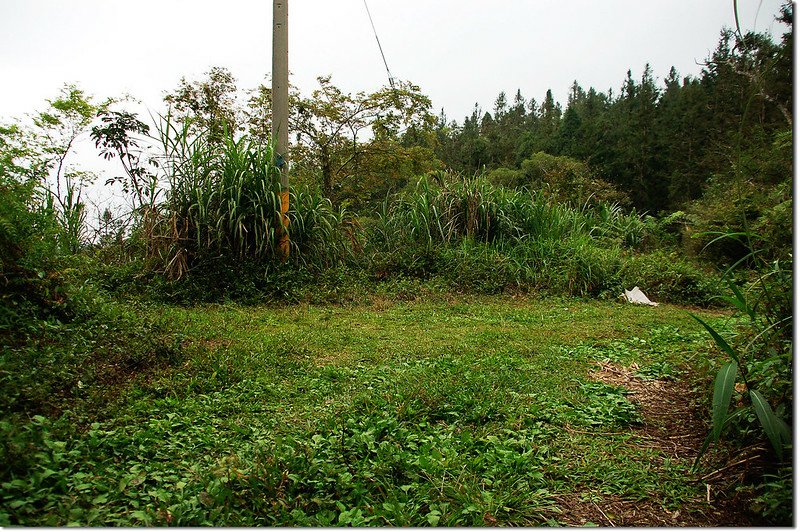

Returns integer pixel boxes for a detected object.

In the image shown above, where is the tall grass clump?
[148,115,353,283]
[372,174,587,250]
[368,174,603,294]
[368,172,716,303]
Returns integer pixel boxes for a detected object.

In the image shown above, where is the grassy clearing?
[2,296,733,526]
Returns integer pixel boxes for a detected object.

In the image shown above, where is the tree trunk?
[321,147,333,197]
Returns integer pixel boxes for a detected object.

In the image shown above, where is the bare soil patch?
[589,360,706,459]
[551,361,760,527]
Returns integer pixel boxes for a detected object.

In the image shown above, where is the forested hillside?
[434,17,792,213]
[429,16,792,263]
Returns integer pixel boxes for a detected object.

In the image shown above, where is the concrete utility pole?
[272,0,290,260]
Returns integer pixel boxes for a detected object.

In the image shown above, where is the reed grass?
[373,175,591,248]
[149,115,352,279]
[369,173,714,302]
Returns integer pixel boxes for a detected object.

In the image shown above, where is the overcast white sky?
[0,0,788,123]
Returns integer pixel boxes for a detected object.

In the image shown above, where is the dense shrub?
[488,152,629,208]
[437,240,519,294]
[143,258,317,304]
[0,161,189,428]
[685,128,792,268]
[620,251,719,306]
[0,173,74,338]
[684,177,762,266]
[366,173,717,303]
[558,237,625,297]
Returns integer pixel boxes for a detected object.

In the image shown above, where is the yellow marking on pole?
[278,189,290,261]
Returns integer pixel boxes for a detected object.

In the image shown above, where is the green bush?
[367,174,723,302]
[620,251,719,306]
[371,174,588,249]
[372,235,629,300]
[587,203,647,249]
[519,152,629,208]
[751,467,792,525]
[486,166,524,188]
[560,237,624,297]
[0,173,73,339]
[684,177,761,266]
[503,236,624,297]
[690,257,792,526]
[751,181,792,263]
[437,240,518,294]
[685,128,792,268]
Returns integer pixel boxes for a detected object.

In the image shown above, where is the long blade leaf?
[711,362,737,441]
[750,389,789,460]
[725,277,756,321]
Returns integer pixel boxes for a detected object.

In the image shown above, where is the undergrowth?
[366,175,718,305]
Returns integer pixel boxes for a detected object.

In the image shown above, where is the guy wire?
[363,0,396,91]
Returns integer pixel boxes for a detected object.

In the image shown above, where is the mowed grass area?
[3,295,731,526]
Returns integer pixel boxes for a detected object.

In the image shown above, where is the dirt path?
[550,361,761,527]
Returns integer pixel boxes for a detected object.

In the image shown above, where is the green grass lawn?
[2,295,733,526]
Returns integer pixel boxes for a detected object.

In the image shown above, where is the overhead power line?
[362,0,396,90]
